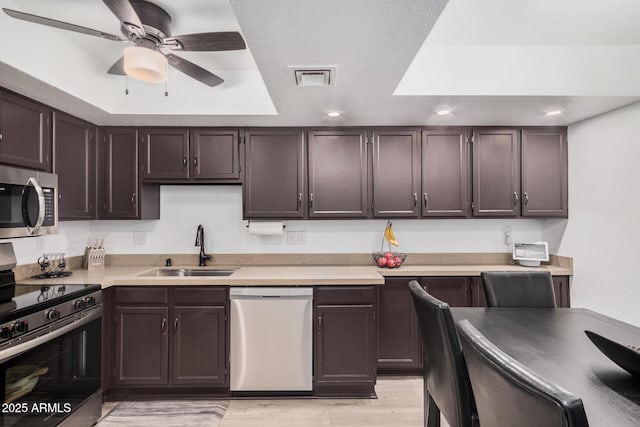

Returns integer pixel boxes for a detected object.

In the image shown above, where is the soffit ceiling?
[0,0,638,126]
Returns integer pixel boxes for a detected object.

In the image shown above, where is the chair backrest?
[481,271,557,307]
[457,319,590,427]
[408,280,476,427]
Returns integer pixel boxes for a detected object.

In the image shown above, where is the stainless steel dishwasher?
[230,287,313,392]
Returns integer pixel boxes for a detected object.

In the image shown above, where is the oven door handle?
[0,307,102,364]
[22,177,46,236]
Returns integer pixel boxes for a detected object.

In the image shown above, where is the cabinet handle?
[513,192,519,206]
[318,315,323,333]
[161,318,167,334]
[237,139,242,174]
[523,192,529,206]
[173,318,179,333]
[58,193,62,200]
[183,156,188,168]
[297,193,302,208]
[131,193,136,208]
[0,132,3,142]
[309,193,314,208]
[423,192,428,207]
[413,193,418,207]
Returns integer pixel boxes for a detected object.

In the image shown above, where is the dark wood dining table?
[450,308,640,427]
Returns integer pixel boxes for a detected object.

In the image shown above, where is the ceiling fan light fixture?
[123,46,167,83]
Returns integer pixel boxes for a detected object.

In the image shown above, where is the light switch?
[133,231,147,245]
[286,231,297,245]
[297,231,306,245]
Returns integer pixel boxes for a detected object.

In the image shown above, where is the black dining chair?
[408,280,478,427]
[457,319,590,427]
[481,271,557,307]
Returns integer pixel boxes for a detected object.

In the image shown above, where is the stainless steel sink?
[140,268,237,277]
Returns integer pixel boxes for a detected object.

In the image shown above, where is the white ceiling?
[0,0,639,126]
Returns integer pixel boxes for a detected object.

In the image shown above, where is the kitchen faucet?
[194,224,212,267]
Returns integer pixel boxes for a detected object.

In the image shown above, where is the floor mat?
[97,400,229,427]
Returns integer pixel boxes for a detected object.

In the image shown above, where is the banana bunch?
[384,221,398,246]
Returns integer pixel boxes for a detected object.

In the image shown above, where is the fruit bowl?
[372,252,407,268]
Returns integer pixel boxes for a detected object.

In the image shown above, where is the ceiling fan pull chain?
[164,62,169,97]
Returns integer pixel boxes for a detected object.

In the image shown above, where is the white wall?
[7,185,544,265]
[543,101,640,326]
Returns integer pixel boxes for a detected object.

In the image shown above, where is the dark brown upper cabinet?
[140,128,190,181]
[521,128,568,217]
[53,112,96,220]
[371,129,420,218]
[472,128,520,217]
[191,129,241,182]
[102,127,159,220]
[308,130,368,218]
[0,89,51,171]
[244,129,306,218]
[421,128,470,217]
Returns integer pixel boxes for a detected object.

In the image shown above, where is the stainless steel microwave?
[0,165,58,238]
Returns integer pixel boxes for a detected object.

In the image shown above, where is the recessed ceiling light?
[436,109,452,116]
[545,110,563,116]
[327,111,341,118]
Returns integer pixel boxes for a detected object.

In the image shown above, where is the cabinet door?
[470,277,487,307]
[115,306,169,386]
[308,130,368,218]
[522,128,568,217]
[53,112,95,220]
[552,276,571,308]
[377,278,422,372]
[372,129,420,218]
[421,277,472,307]
[191,129,241,181]
[315,305,376,387]
[244,129,305,218]
[103,128,139,219]
[172,306,227,386]
[0,90,51,171]
[421,128,469,217]
[472,129,520,216]
[140,128,190,181]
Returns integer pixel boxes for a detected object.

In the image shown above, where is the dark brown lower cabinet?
[471,275,571,308]
[421,276,472,307]
[376,278,422,373]
[107,287,228,398]
[115,306,169,386]
[314,287,376,397]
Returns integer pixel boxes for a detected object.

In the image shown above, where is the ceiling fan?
[2,0,246,87]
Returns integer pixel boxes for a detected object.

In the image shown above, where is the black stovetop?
[0,283,101,324]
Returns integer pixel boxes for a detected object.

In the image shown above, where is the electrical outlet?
[503,225,512,246]
[286,231,297,245]
[297,231,306,245]
[133,231,147,245]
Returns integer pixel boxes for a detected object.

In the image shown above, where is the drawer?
[315,286,375,306]
[114,287,169,305]
[173,287,227,306]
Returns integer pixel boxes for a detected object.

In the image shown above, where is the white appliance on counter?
[512,242,549,267]
[230,287,313,392]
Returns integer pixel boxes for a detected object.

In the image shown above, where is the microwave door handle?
[24,177,46,235]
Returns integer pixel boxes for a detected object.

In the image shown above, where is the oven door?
[0,310,101,427]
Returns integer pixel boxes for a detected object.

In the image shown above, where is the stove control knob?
[74,299,86,310]
[0,326,11,339]
[84,296,96,306]
[46,309,60,321]
[12,320,28,334]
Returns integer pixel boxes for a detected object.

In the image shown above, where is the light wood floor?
[102,377,451,427]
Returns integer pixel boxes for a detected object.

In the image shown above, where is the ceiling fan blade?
[165,53,224,87]
[163,32,246,52]
[107,57,126,75]
[102,0,145,38]
[2,8,124,41]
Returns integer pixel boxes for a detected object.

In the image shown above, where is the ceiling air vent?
[291,66,337,87]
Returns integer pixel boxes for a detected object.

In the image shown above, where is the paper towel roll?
[248,221,285,236]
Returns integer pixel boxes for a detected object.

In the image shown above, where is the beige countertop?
[15,263,572,288]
